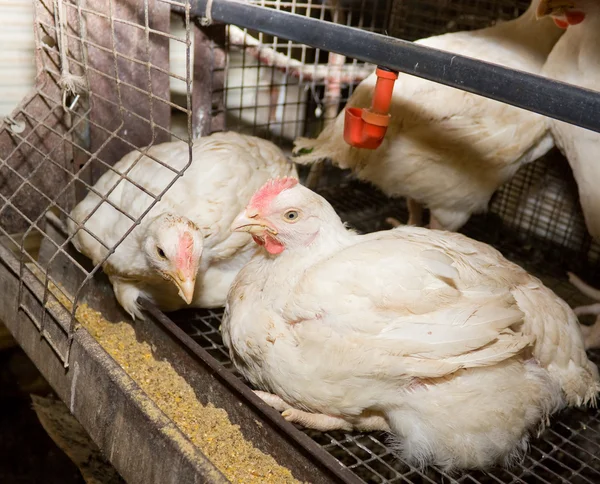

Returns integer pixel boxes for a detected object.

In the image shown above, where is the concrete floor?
[0,346,87,483]
[0,333,127,484]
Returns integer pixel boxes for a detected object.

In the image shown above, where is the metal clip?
[4,116,26,134]
[62,91,80,111]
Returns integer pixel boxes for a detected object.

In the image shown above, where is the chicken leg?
[281,408,355,431]
[254,390,390,432]
[386,198,424,228]
[579,319,600,351]
[253,390,289,411]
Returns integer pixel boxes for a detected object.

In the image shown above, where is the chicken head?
[231,177,336,254]
[142,213,203,304]
[536,0,593,27]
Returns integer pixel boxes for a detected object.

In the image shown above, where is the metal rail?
[176,0,600,135]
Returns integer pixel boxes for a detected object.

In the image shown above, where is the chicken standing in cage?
[535,0,600,345]
[293,0,563,232]
[222,178,600,472]
[539,0,600,242]
[67,132,297,320]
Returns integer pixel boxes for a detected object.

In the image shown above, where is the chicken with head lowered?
[293,0,563,230]
[68,132,297,320]
[222,177,599,471]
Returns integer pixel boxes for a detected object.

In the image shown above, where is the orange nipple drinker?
[343,66,399,149]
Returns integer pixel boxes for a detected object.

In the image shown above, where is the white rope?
[200,0,215,26]
[56,0,85,108]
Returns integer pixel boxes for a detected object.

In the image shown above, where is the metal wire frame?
[489,153,600,267]
[0,0,599,482]
[0,0,391,366]
[0,0,199,366]
[213,0,391,146]
[210,0,534,156]
[0,2,600,482]
[168,180,600,484]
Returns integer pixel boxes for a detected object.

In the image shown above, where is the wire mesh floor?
[168,181,600,484]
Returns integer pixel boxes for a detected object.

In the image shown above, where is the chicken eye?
[157,247,167,259]
[284,210,299,222]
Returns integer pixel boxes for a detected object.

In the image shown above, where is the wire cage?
[1,0,600,483]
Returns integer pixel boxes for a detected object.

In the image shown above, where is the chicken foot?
[567,272,600,349]
[386,198,424,228]
[253,390,390,432]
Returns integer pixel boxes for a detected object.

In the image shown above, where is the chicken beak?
[536,0,574,18]
[173,271,196,305]
[231,212,277,235]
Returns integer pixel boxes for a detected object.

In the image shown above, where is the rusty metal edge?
[0,243,230,484]
[141,299,364,484]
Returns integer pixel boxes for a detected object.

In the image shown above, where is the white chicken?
[222,178,599,471]
[68,132,297,320]
[537,0,600,240]
[535,0,600,335]
[293,1,563,231]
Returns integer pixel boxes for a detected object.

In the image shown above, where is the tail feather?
[292,116,350,166]
[512,284,600,407]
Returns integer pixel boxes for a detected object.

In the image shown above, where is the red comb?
[248,177,298,212]
[566,10,585,26]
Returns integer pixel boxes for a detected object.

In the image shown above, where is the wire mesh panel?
[219,0,392,147]
[0,0,197,366]
[389,0,531,40]
[1,0,600,482]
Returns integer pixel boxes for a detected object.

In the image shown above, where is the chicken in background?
[222,178,599,471]
[535,0,600,340]
[538,0,600,241]
[68,132,297,320]
[293,1,563,231]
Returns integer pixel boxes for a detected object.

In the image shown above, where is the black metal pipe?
[181,0,600,134]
